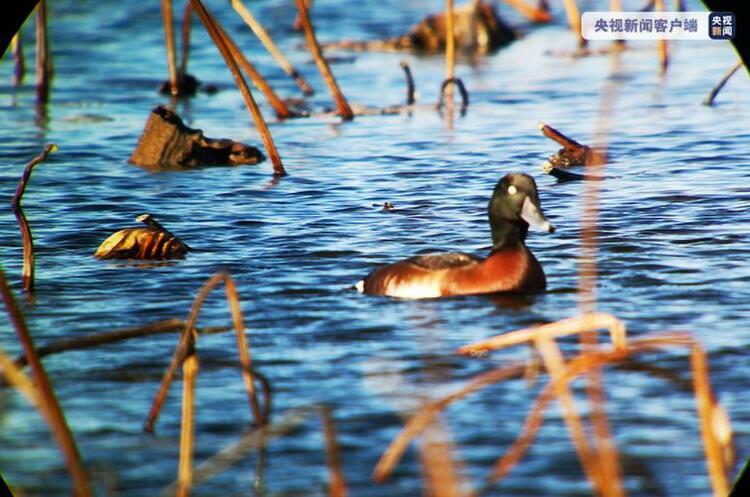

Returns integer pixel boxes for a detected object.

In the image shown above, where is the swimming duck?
[94,213,190,260]
[355,173,554,299]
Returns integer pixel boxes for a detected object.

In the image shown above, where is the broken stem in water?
[703,60,743,106]
[231,0,314,96]
[11,144,57,294]
[144,271,263,433]
[294,0,354,120]
[189,0,286,176]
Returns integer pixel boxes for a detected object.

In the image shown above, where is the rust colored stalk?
[501,0,552,23]
[321,407,348,497]
[418,419,466,497]
[691,344,731,496]
[655,0,668,74]
[189,0,286,176]
[703,60,743,106]
[0,266,91,497]
[11,144,57,293]
[444,0,456,104]
[373,362,527,482]
[456,312,627,356]
[161,0,179,95]
[231,0,314,96]
[12,32,25,86]
[294,0,353,120]
[562,0,586,49]
[0,348,39,406]
[534,335,605,493]
[176,346,199,497]
[538,122,585,150]
[145,271,262,432]
[178,1,192,79]
[489,334,698,483]
[35,0,52,102]
[11,319,230,370]
[213,21,293,119]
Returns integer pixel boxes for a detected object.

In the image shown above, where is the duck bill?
[521,197,555,233]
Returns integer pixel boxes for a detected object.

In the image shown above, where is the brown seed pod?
[94,215,189,260]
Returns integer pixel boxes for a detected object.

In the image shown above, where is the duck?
[94,213,191,260]
[355,173,554,299]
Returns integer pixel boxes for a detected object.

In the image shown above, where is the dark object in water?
[129,106,264,169]
[322,1,516,54]
[542,161,604,182]
[159,73,200,96]
[94,213,190,260]
[356,173,555,299]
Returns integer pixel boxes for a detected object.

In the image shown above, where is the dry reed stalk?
[534,334,606,493]
[373,362,528,482]
[456,312,627,356]
[178,1,192,80]
[654,0,668,74]
[691,344,731,496]
[321,406,348,497]
[294,0,354,120]
[539,122,583,150]
[703,60,743,106]
[0,266,92,497]
[184,406,313,488]
[437,78,469,111]
[213,21,294,118]
[0,348,39,406]
[11,143,57,294]
[188,0,286,176]
[489,335,698,482]
[11,32,25,86]
[501,0,552,23]
[144,271,263,432]
[444,0,456,105]
[418,419,467,497]
[161,0,179,95]
[562,0,586,48]
[35,0,52,102]
[176,346,199,497]
[11,319,231,370]
[231,0,314,96]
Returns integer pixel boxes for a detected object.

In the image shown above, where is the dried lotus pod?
[94,214,190,260]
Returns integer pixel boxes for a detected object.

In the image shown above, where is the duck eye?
[507,185,517,195]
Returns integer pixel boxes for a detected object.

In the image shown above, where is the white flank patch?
[387,281,442,299]
[354,280,365,293]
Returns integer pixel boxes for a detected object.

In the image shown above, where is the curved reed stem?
[11,143,57,293]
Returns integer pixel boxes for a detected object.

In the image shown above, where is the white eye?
[508,185,517,195]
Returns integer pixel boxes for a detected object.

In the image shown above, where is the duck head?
[488,173,554,247]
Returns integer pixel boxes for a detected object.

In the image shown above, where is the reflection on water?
[1,1,749,496]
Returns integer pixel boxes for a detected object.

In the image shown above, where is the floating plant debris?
[94,213,190,260]
[129,105,265,170]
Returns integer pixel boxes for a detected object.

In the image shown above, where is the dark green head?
[488,173,555,247]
